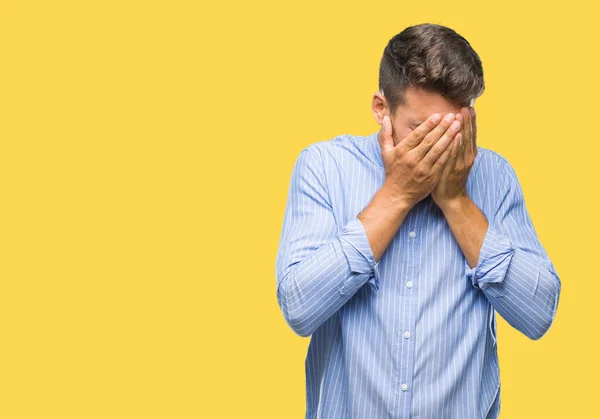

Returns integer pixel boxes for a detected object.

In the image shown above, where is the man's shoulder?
[301,133,375,167]
[474,146,511,177]
[302,133,367,153]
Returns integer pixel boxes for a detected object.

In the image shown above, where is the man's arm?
[357,182,412,262]
[440,159,561,340]
[275,147,409,337]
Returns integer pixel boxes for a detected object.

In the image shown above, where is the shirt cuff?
[338,217,380,293]
[465,223,515,294]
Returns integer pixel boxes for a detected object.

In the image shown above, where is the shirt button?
[403,331,410,339]
[406,281,413,289]
[409,231,416,238]
[401,383,408,391]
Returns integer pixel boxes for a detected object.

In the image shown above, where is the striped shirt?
[275,130,561,418]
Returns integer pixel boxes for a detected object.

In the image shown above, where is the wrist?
[379,182,414,213]
[438,193,471,214]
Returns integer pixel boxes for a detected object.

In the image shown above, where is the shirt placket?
[395,210,419,418]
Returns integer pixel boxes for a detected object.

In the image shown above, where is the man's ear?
[372,91,388,125]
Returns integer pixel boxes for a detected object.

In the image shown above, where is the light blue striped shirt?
[275,130,561,419]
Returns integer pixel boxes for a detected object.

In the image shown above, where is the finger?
[411,113,461,161]
[379,115,395,153]
[458,107,472,164]
[455,112,463,125]
[470,107,477,152]
[420,114,461,168]
[465,106,474,157]
[455,112,464,147]
[451,132,462,161]
[432,131,459,175]
[397,112,442,151]
[442,132,462,175]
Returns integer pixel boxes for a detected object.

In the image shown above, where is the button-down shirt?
[275,130,561,419]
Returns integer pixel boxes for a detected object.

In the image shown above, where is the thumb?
[379,115,394,153]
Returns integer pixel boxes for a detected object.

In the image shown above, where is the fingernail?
[445,113,455,122]
[432,113,441,123]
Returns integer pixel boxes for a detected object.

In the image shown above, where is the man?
[275,23,561,419]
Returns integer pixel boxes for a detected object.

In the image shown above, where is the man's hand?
[359,112,461,262]
[431,106,478,210]
[379,112,462,209]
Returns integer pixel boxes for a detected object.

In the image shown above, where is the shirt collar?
[366,130,385,168]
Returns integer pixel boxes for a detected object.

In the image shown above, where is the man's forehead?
[403,88,474,122]
[411,101,474,122]
[409,105,466,123]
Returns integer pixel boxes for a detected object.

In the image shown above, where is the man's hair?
[379,23,485,116]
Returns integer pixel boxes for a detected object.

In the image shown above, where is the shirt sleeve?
[465,159,562,340]
[275,147,380,337]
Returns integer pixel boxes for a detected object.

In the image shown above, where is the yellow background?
[0,1,596,417]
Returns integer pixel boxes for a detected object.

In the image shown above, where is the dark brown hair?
[379,23,485,116]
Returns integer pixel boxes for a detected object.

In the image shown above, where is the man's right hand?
[379,112,462,208]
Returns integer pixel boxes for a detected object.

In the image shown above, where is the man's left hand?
[431,106,478,210]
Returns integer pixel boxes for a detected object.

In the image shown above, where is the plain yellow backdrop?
[0,0,597,417]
